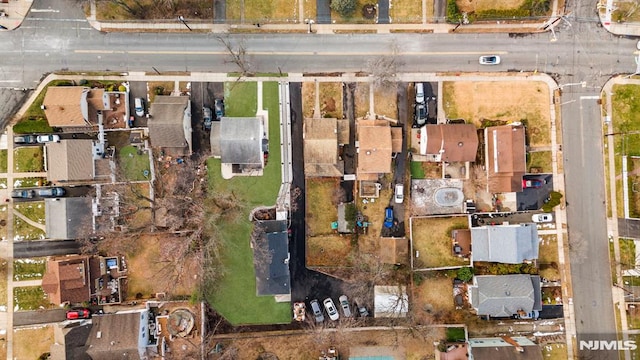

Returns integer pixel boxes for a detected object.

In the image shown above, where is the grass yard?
[541,343,568,360]
[148,81,175,103]
[0,179,6,189]
[457,0,524,12]
[319,82,343,119]
[0,205,7,241]
[354,82,370,118]
[0,259,6,307]
[13,258,46,281]
[619,238,637,270]
[528,151,553,173]
[390,0,423,23]
[373,84,398,119]
[411,217,470,268]
[14,177,47,188]
[95,0,213,20]
[538,234,560,281]
[412,272,468,324]
[302,81,317,119]
[13,286,50,311]
[224,81,258,116]
[0,149,7,173]
[13,216,45,241]
[307,234,355,267]
[331,0,377,23]
[14,201,45,225]
[410,161,441,179]
[359,184,394,253]
[118,145,151,181]
[306,178,340,236]
[610,85,640,153]
[227,0,297,23]
[443,81,551,147]
[304,0,317,21]
[13,147,44,172]
[206,82,289,325]
[13,325,54,360]
[612,1,640,22]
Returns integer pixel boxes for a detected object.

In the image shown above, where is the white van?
[415,83,425,104]
[394,184,404,203]
[134,98,145,117]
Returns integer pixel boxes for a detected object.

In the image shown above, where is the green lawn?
[620,238,637,270]
[206,82,289,325]
[13,147,44,173]
[527,151,553,173]
[13,258,46,281]
[224,82,257,117]
[14,202,45,225]
[13,217,45,241]
[410,161,426,179]
[0,150,7,173]
[612,85,640,156]
[13,286,50,311]
[118,145,151,181]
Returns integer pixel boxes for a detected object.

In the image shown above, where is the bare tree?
[216,36,253,77]
[366,45,403,90]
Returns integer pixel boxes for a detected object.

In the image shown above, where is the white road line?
[30,9,60,13]
[580,96,600,100]
[0,80,22,83]
[27,17,87,22]
[75,49,509,56]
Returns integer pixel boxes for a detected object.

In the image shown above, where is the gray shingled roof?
[470,275,542,317]
[220,117,263,165]
[46,140,94,182]
[471,223,539,264]
[148,96,191,155]
[85,312,145,360]
[45,197,93,240]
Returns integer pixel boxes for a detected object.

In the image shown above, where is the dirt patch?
[442,81,551,147]
[411,216,470,269]
[457,0,525,12]
[307,234,355,267]
[320,82,344,118]
[13,325,54,360]
[373,85,398,120]
[302,81,317,118]
[306,178,341,236]
[354,83,370,118]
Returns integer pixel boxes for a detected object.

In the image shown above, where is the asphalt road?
[13,239,80,258]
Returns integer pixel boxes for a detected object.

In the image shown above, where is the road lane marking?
[75,49,508,56]
[30,9,60,13]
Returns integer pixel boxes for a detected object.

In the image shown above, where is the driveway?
[316,0,331,24]
[377,0,390,24]
[190,82,222,154]
[128,81,148,127]
[213,0,226,24]
[13,240,79,258]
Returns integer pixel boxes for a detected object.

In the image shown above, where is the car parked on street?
[479,55,501,65]
[11,189,35,199]
[338,295,352,317]
[310,299,324,323]
[532,213,553,223]
[13,135,37,144]
[323,298,339,321]
[66,308,90,320]
[36,134,60,143]
[383,207,394,228]
[37,187,66,197]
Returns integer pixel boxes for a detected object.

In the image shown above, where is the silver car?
[310,299,324,323]
[339,295,352,317]
[479,55,501,65]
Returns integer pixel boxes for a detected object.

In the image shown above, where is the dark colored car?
[66,308,90,320]
[415,103,427,126]
[14,135,37,144]
[203,107,212,131]
[383,207,394,228]
[11,189,35,199]
[37,187,66,197]
[214,98,225,119]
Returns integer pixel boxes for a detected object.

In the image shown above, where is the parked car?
[134,97,145,117]
[514,310,539,320]
[203,107,212,131]
[13,135,37,144]
[323,298,339,321]
[383,207,394,228]
[36,134,60,143]
[338,295,352,317]
[310,299,324,323]
[354,298,369,317]
[293,302,306,322]
[394,184,404,204]
[11,189,35,199]
[532,213,553,223]
[37,187,66,197]
[415,103,427,126]
[66,308,90,320]
[523,178,545,188]
[214,98,225,119]
[479,55,501,65]
[415,82,425,104]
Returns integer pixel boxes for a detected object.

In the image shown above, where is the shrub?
[542,190,563,212]
[446,0,462,23]
[331,0,357,18]
[457,267,474,282]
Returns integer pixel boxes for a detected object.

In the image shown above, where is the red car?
[66,309,90,320]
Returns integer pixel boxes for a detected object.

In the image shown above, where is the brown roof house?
[414,124,479,162]
[484,125,526,193]
[85,309,151,360]
[45,140,95,183]
[148,96,192,157]
[303,118,345,177]
[356,120,401,181]
[42,255,92,305]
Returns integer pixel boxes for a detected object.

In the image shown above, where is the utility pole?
[178,16,192,31]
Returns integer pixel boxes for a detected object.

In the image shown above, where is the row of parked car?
[11,187,65,199]
[14,134,60,144]
[309,295,369,323]
[203,98,225,131]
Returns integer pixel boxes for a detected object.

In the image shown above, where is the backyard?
[442,81,551,147]
[206,81,290,325]
[118,145,151,181]
[412,272,465,324]
[13,325,54,360]
[306,178,340,236]
[411,216,470,269]
[13,146,44,172]
[307,234,355,267]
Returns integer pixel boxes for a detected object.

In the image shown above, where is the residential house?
[373,285,408,318]
[148,96,192,157]
[45,197,93,239]
[468,274,542,318]
[42,255,91,306]
[220,117,265,171]
[85,309,150,360]
[303,118,347,177]
[49,323,92,360]
[356,120,401,180]
[414,124,479,162]
[468,337,543,360]
[470,223,539,264]
[253,220,290,297]
[46,140,95,183]
[484,125,526,193]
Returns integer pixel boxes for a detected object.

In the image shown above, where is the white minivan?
[394,184,404,203]
[415,83,424,104]
[134,98,145,117]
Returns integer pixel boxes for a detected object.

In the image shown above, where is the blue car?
[384,207,394,228]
